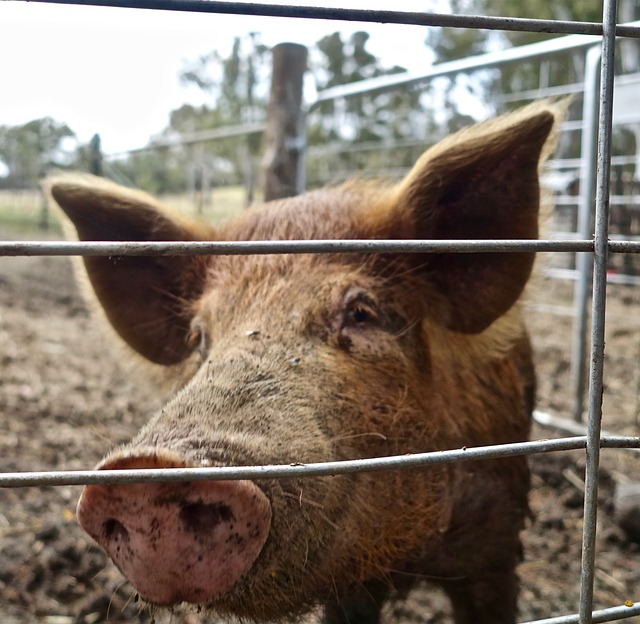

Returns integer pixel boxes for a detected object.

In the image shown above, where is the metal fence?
[1,2,640,624]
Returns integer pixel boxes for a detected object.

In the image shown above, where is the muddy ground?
[0,228,639,624]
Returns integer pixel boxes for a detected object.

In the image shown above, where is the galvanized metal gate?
[1,2,640,623]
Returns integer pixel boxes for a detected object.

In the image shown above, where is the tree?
[106,105,235,197]
[426,0,637,121]
[180,33,269,126]
[310,31,421,144]
[0,118,74,188]
[306,31,427,186]
[423,0,640,163]
[422,2,489,133]
[108,148,186,196]
[481,0,606,103]
[177,34,270,201]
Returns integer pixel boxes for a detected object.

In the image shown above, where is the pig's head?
[48,101,561,621]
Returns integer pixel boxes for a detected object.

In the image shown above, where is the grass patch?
[159,185,248,226]
[0,189,63,238]
[0,185,248,239]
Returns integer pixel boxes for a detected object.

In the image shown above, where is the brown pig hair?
[44,98,567,387]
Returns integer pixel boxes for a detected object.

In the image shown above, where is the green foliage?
[479,0,602,46]
[0,118,74,189]
[109,149,186,196]
[175,34,270,200]
[180,33,269,126]
[419,0,620,142]
[427,0,487,62]
[133,29,428,194]
[427,0,615,115]
[164,28,450,190]
[483,0,604,103]
[311,31,421,144]
[168,104,224,134]
[305,30,428,186]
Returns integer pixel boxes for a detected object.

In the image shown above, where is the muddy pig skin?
[48,101,563,624]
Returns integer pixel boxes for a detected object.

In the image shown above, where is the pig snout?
[76,450,272,606]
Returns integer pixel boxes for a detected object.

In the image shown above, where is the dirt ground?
[0,229,639,624]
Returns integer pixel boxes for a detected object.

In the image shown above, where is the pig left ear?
[47,175,213,365]
[391,105,559,333]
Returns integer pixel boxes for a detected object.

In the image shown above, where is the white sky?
[0,1,444,155]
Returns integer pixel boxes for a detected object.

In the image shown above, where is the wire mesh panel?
[1,2,640,624]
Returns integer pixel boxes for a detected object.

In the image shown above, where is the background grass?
[0,185,247,239]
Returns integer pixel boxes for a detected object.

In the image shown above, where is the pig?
[47,100,562,624]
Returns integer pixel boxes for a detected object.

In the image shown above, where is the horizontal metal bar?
[311,20,639,107]
[499,81,586,104]
[609,240,640,253]
[311,33,604,106]
[545,267,640,287]
[20,1,640,38]
[1,435,637,488]
[307,137,430,156]
[0,239,594,257]
[534,410,640,454]
[105,122,266,159]
[520,601,640,624]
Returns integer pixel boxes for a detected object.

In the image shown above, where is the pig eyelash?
[341,291,380,330]
[186,318,210,360]
[335,295,380,351]
[345,302,378,326]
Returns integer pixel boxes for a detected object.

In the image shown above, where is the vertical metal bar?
[572,45,602,422]
[296,108,308,194]
[578,0,617,621]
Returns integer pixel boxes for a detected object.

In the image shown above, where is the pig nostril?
[78,477,272,606]
[179,501,235,533]
[103,518,130,544]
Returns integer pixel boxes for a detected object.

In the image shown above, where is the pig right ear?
[47,175,213,365]
[388,102,561,333]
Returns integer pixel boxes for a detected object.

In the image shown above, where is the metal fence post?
[571,45,601,421]
[579,0,617,620]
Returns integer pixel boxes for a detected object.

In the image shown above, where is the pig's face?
[87,212,452,616]
[49,101,562,623]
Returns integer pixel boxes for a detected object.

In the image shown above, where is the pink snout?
[76,451,272,606]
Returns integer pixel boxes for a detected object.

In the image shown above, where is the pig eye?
[343,297,379,328]
[349,305,373,325]
[186,318,209,360]
[336,293,381,349]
